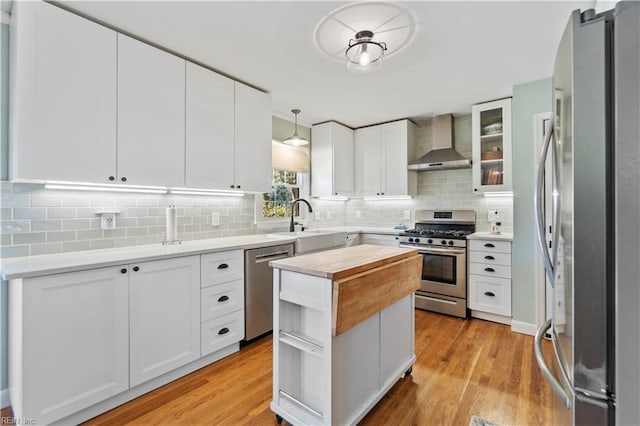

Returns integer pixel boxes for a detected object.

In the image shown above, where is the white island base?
[269,245,420,425]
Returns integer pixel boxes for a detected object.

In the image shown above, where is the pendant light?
[283,109,309,146]
[345,30,387,73]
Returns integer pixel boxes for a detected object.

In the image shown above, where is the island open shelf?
[269,244,421,425]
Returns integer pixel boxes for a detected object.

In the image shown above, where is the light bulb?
[358,51,371,66]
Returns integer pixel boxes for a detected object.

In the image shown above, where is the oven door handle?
[400,245,466,255]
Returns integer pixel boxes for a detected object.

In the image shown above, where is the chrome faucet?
[289,199,313,232]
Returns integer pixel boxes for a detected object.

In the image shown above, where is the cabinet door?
[311,123,334,197]
[185,62,235,189]
[130,256,200,387]
[234,82,272,192]
[10,1,116,183]
[354,126,381,196]
[19,267,128,424]
[472,98,512,193]
[117,34,185,187]
[380,295,413,388]
[332,123,354,195]
[380,121,408,196]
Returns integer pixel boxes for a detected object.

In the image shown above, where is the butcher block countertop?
[269,244,418,281]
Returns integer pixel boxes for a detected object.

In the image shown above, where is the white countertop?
[314,226,404,235]
[467,232,513,242]
[1,234,297,280]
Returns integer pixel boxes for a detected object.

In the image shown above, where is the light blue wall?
[1,22,9,394]
[511,78,552,325]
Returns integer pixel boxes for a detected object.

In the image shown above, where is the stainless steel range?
[398,210,475,318]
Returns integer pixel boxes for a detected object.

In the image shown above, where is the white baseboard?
[511,320,538,336]
[470,310,511,325]
[1,388,9,409]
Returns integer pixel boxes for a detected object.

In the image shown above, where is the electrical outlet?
[403,210,411,220]
[488,210,502,222]
[315,211,321,220]
[100,213,116,230]
[326,211,332,220]
[355,210,361,219]
[211,212,220,226]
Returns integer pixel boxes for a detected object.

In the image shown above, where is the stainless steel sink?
[274,230,347,254]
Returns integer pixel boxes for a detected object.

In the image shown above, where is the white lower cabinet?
[468,239,512,321]
[9,266,129,425]
[360,233,399,247]
[129,256,201,387]
[9,250,247,424]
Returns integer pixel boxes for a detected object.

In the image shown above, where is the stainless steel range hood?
[408,114,471,171]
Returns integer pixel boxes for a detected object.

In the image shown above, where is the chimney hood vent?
[408,114,471,171]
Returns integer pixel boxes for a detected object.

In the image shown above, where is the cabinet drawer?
[201,250,244,287]
[201,279,243,322]
[468,274,511,316]
[469,262,511,279]
[201,310,244,356]
[468,250,511,266]
[469,240,511,254]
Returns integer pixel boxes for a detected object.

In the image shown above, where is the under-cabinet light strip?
[316,196,349,201]
[362,195,413,201]
[169,190,244,197]
[483,191,514,197]
[45,184,168,194]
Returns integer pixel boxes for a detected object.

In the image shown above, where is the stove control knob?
[441,240,447,245]
[427,239,433,244]
[408,238,414,243]
[415,238,420,243]
[448,240,454,246]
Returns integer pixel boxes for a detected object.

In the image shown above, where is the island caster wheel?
[405,366,413,376]
[275,414,283,424]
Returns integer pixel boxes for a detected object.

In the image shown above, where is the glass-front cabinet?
[471,98,512,193]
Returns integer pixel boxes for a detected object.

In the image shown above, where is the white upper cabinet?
[117,34,186,187]
[234,82,272,193]
[471,98,513,193]
[311,121,354,197]
[355,120,417,197]
[9,0,117,183]
[185,62,235,189]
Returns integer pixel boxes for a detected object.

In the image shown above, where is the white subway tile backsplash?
[31,195,63,207]
[1,234,11,245]
[1,194,30,207]
[47,208,77,219]
[1,246,30,258]
[31,220,62,232]
[62,219,91,230]
[13,232,46,244]
[114,237,137,248]
[31,242,63,256]
[0,208,12,220]
[91,239,114,250]
[103,228,127,238]
[127,227,148,237]
[63,241,91,253]
[77,229,103,240]
[47,231,76,243]
[62,196,92,207]
[1,220,30,234]
[137,217,157,226]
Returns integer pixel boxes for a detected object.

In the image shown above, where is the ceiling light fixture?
[345,30,387,73]
[283,109,308,146]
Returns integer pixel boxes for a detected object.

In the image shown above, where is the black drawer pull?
[218,327,229,335]
[218,295,229,302]
[484,267,495,272]
[217,263,229,269]
[484,255,495,260]
[484,291,496,297]
[484,243,495,248]
[120,268,127,274]
[133,266,140,272]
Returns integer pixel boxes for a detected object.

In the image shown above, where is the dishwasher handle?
[255,251,291,263]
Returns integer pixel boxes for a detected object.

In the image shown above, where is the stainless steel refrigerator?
[533,2,640,425]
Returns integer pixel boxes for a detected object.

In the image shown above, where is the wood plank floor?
[3,310,555,425]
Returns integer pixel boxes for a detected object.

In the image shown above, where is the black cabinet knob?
[121,177,127,182]
[484,291,496,297]
[133,266,140,272]
[237,185,241,189]
[484,267,495,272]
[217,263,229,270]
[230,185,235,188]
[474,188,478,192]
[381,192,385,195]
[484,255,495,260]
[120,268,127,274]
[109,176,115,181]
[484,243,495,248]
[217,295,229,302]
[218,327,229,335]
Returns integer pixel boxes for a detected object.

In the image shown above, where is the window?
[256,169,308,223]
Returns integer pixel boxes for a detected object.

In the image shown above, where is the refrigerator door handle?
[534,319,572,409]
[534,124,556,285]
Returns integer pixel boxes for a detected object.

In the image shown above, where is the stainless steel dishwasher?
[244,244,294,341]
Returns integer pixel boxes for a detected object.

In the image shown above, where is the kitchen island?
[269,244,421,425]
